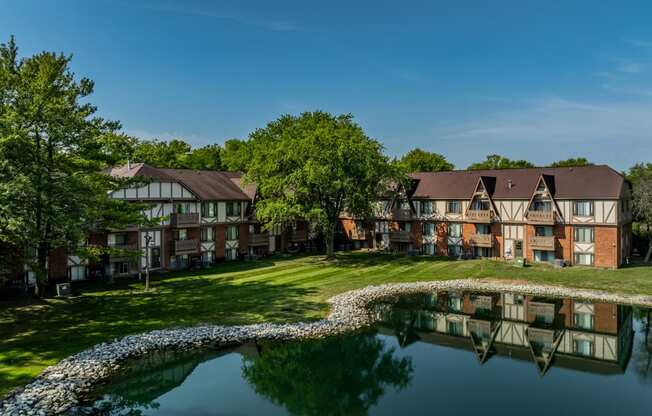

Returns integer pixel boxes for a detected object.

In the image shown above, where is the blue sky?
[2,1,652,170]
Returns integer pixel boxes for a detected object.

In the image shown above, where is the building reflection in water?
[374,291,636,376]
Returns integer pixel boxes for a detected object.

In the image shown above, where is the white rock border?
[2,279,652,415]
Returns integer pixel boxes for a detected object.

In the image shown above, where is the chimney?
[507,179,513,189]
[127,159,132,170]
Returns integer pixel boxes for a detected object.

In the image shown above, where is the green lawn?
[2,251,652,397]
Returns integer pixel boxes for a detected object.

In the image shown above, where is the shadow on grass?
[0,271,327,397]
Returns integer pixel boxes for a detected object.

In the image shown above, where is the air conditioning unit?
[56,283,72,297]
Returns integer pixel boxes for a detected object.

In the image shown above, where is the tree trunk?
[34,243,48,298]
[324,222,335,259]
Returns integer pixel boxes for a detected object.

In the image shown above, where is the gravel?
[2,279,651,415]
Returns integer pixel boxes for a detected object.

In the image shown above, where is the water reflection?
[374,291,636,376]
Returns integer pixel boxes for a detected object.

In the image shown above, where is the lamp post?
[144,233,152,292]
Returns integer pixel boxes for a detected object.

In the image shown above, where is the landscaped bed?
[2,252,652,400]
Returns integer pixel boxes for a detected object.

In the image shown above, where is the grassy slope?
[1,252,651,397]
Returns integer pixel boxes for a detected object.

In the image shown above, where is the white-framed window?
[421,200,433,215]
[201,227,215,242]
[226,202,241,217]
[422,222,435,236]
[574,313,594,330]
[574,339,594,357]
[375,221,389,233]
[534,250,553,262]
[226,247,238,260]
[177,228,188,240]
[574,253,594,266]
[226,225,239,240]
[176,203,191,214]
[448,223,462,238]
[399,222,411,232]
[446,201,461,214]
[423,243,435,255]
[476,224,490,235]
[448,244,463,257]
[535,226,553,237]
[448,296,463,311]
[202,250,215,265]
[70,265,86,281]
[108,233,127,247]
[573,201,594,216]
[574,227,594,243]
[201,202,217,218]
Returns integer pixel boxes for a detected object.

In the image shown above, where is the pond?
[81,290,652,415]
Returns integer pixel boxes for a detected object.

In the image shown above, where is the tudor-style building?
[341,165,633,268]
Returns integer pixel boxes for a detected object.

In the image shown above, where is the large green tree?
[221,138,252,171]
[399,148,454,172]
[548,157,592,168]
[629,163,652,262]
[468,154,535,170]
[0,37,145,293]
[245,111,400,258]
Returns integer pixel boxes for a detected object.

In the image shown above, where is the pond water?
[82,290,652,415]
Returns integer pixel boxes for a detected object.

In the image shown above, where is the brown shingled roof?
[410,165,626,200]
[109,163,255,201]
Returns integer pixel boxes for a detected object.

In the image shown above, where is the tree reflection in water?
[241,332,414,416]
[633,308,652,384]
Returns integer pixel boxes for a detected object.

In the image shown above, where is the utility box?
[56,283,72,297]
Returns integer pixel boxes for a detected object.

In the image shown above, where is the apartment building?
[342,165,633,268]
[375,290,634,375]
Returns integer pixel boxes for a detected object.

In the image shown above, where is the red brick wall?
[239,224,249,255]
[462,223,475,253]
[412,220,422,250]
[491,223,502,259]
[593,303,618,334]
[595,226,618,268]
[554,225,572,263]
[525,225,534,262]
[215,225,226,259]
[436,222,448,255]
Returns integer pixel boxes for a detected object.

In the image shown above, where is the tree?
[468,154,535,170]
[399,148,454,172]
[245,111,400,258]
[548,157,592,168]
[183,144,222,170]
[0,37,145,294]
[630,164,652,262]
[242,333,413,415]
[221,138,252,171]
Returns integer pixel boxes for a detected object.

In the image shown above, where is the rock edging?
[2,279,652,415]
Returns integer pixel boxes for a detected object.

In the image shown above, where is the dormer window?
[470,199,490,211]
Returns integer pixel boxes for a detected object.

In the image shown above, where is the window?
[474,247,491,258]
[447,320,464,336]
[227,225,239,240]
[574,253,594,265]
[534,250,553,262]
[448,296,463,311]
[226,247,238,260]
[448,223,462,238]
[177,229,188,240]
[514,294,524,305]
[446,201,461,214]
[574,227,594,243]
[574,313,594,330]
[476,224,490,235]
[375,221,389,233]
[202,250,215,265]
[201,227,215,242]
[574,339,594,357]
[400,201,411,210]
[423,222,435,236]
[108,233,127,247]
[226,202,241,217]
[470,199,490,211]
[535,226,553,237]
[70,265,86,281]
[532,198,551,211]
[176,203,191,214]
[201,202,217,218]
[150,247,161,268]
[448,244,463,257]
[423,243,435,255]
[399,222,411,232]
[421,201,433,215]
[573,201,594,217]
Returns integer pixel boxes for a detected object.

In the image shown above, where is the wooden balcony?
[350,229,368,240]
[529,236,555,251]
[527,210,555,225]
[174,239,199,255]
[469,234,493,248]
[248,233,269,246]
[392,208,413,221]
[466,210,492,223]
[389,230,412,242]
[288,229,308,242]
[171,212,199,227]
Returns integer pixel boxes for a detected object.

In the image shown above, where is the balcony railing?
[108,244,138,259]
[527,210,555,224]
[469,234,493,247]
[350,229,368,240]
[174,239,199,254]
[529,236,555,251]
[248,233,269,246]
[389,230,412,242]
[171,212,199,227]
[288,229,308,242]
[392,208,413,221]
[466,210,492,223]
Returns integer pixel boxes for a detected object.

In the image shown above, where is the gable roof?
[108,163,255,201]
[410,165,626,200]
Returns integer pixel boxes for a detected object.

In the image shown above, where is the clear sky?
[2,1,652,170]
